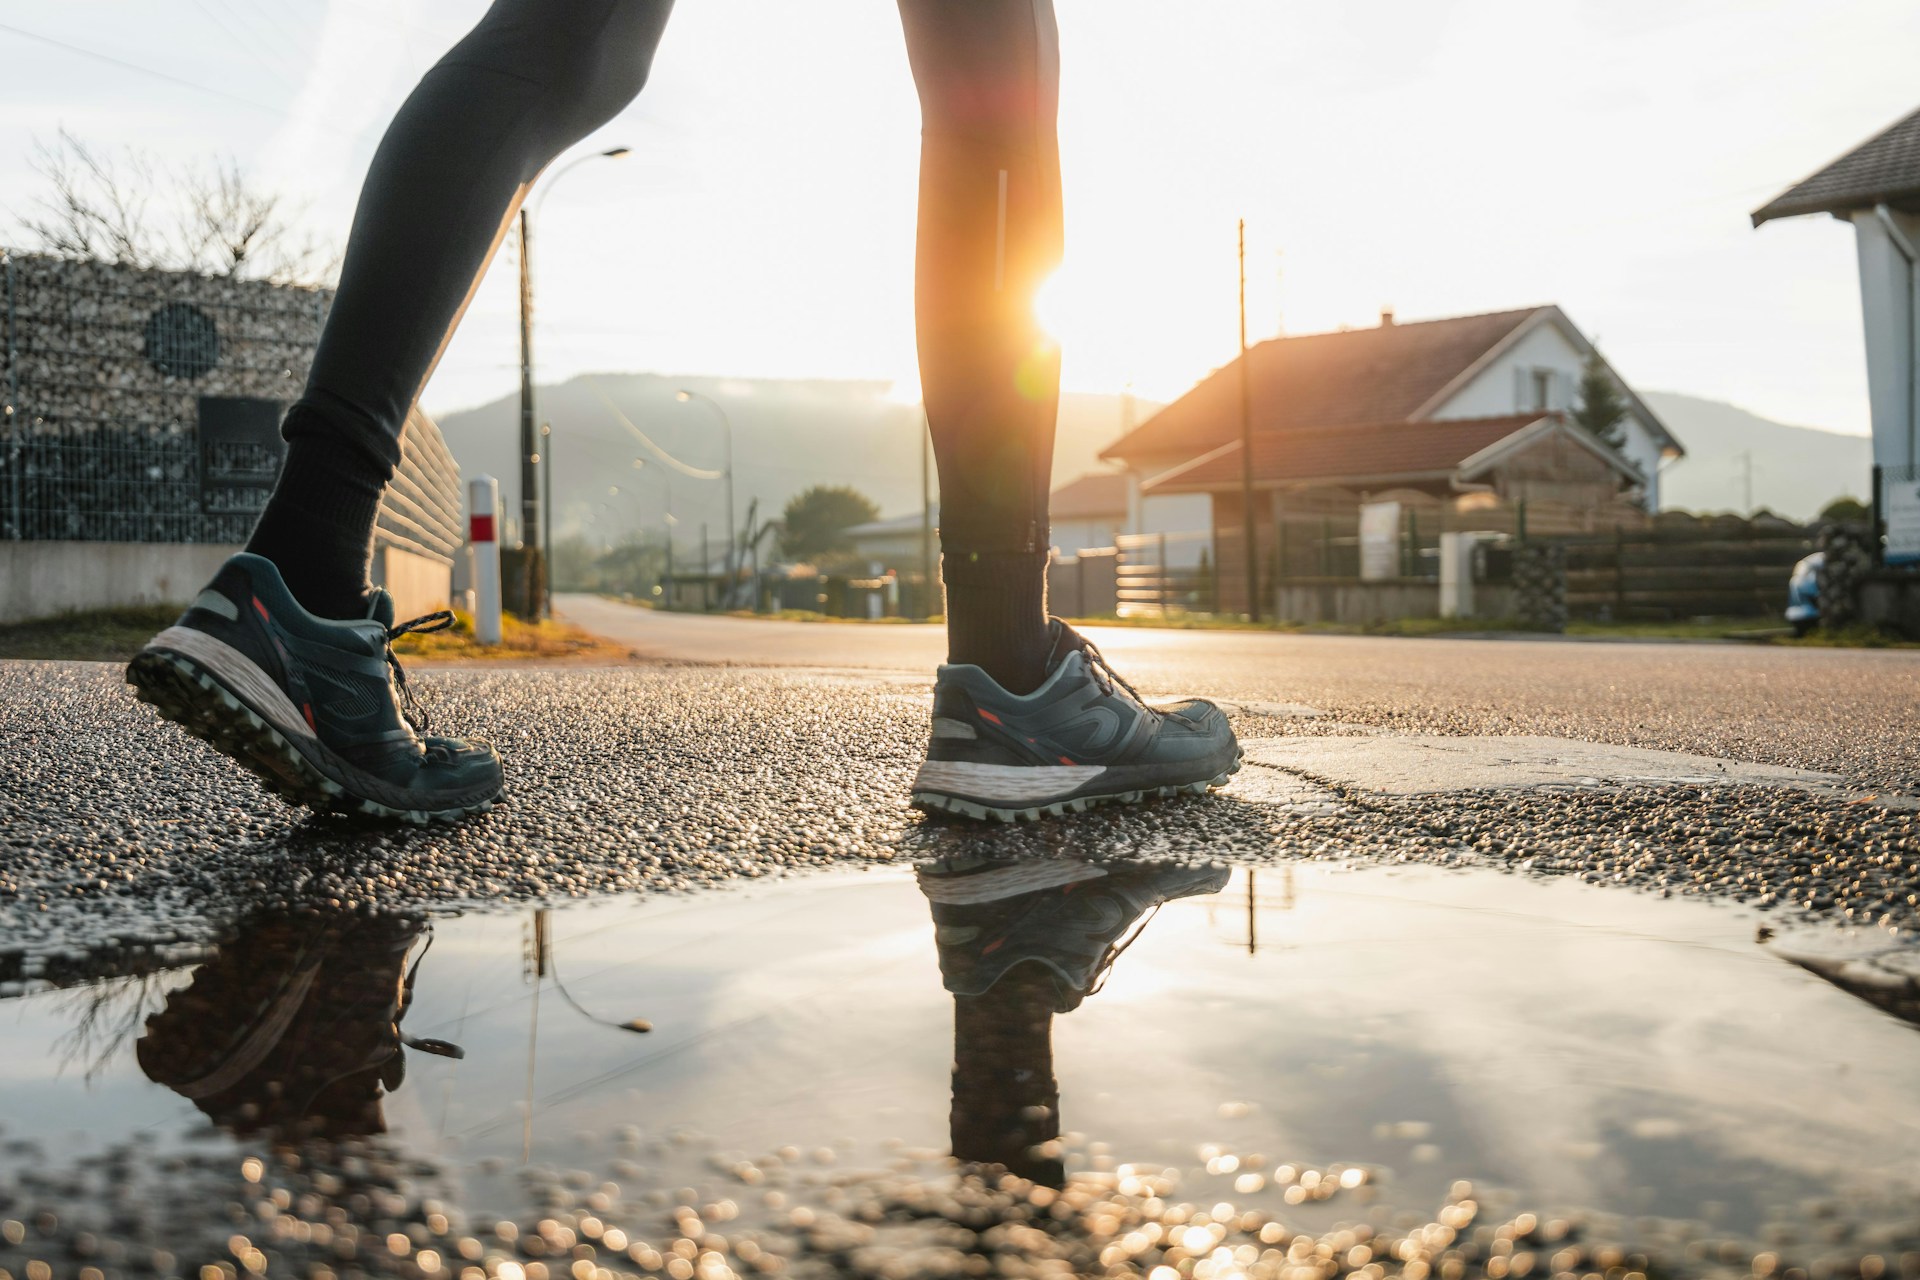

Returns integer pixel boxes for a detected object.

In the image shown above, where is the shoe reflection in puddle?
[918,856,1230,1186]
[134,910,461,1143]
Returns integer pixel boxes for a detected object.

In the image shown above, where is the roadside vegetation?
[387,610,633,662]
[0,605,630,663]
[0,604,180,662]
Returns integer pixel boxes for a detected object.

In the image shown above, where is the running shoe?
[126,552,503,823]
[919,855,1231,1011]
[910,620,1240,821]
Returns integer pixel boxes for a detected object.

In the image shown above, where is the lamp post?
[675,389,736,605]
[517,144,630,618]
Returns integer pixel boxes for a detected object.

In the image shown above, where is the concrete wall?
[1,541,455,625]
[0,541,240,624]
[1861,574,1920,638]
[372,545,454,624]
[1271,578,1515,625]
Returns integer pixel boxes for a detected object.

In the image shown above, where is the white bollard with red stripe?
[468,475,503,646]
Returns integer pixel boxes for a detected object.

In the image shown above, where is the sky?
[2,0,1916,436]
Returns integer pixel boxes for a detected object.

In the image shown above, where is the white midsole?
[146,626,319,748]
[911,759,1108,803]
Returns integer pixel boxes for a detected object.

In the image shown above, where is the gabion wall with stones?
[0,250,326,544]
[1513,543,1568,632]
[1816,523,1875,630]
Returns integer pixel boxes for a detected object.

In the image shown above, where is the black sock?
[942,549,1052,695]
[243,424,384,621]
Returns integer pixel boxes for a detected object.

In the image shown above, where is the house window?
[1531,369,1554,412]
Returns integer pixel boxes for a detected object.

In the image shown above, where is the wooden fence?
[1557,523,1812,620]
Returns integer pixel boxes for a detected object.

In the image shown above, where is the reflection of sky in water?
[4,863,1918,1239]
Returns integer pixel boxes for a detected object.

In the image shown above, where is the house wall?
[1051,516,1125,556]
[1121,471,1212,566]
[1849,207,1920,472]
[1434,317,1667,508]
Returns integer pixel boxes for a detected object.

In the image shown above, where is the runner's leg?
[898,0,1063,694]
[246,0,676,619]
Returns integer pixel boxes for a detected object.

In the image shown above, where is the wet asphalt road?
[2,604,1916,967]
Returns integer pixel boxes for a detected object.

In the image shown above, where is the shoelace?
[1078,634,1150,707]
[383,610,455,735]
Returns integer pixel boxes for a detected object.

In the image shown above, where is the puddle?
[4,859,1920,1277]
[1240,736,1848,797]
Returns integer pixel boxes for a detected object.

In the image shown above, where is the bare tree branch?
[20,128,158,268]
[14,130,336,286]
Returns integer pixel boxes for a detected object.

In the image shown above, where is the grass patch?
[0,603,631,663]
[390,609,631,662]
[1775,623,1920,649]
[0,603,181,662]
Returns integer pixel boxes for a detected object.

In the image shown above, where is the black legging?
[294,0,1060,561]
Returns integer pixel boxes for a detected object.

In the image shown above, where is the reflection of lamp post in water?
[523,907,651,1160]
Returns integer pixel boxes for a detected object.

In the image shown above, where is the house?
[845,505,937,571]
[1752,104,1920,564]
[1046,471,1129,554]
[1098,306,1682,610]
[844,470,1132,571]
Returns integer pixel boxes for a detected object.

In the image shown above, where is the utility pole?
[663,470,674,611]
[517,209,542,617]
[1737,449,1754,513]
[1238,219,1260,622]
[514,145,630,618]
[540,420,554,617]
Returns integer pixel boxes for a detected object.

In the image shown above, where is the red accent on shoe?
[303,703,316,733]
[982,937,1006,955]
[251,596,270,622]
[978,708,1003,725]
[1058,755,1077,766]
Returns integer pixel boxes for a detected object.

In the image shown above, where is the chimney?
[1380,307,1395,327]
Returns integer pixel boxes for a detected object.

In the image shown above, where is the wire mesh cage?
[1,251,327,543]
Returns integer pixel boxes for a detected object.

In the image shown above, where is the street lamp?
[675,389,736,604]
[517,144,631,618]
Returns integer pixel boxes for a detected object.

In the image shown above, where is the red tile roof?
[1142,414,1552,493]
[1102,308,1542,463]
[1048,471,1129,519]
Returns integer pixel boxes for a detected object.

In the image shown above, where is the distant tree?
[1572,350,1628,450]
[17,129,336,285]
[1819,496,1869,523]
[778,485,880,562]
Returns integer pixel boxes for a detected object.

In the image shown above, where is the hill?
[432,374,1152,548]
[1644,391,1872,521]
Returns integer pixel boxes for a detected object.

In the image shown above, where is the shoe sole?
[910,756,1243,824]
[127,629,499,826]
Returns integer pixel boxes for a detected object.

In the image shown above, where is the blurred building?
[1045,471,1128,554]
[1098,306,1683,612]
[1753,103,1920,565]
[0,252,462,622]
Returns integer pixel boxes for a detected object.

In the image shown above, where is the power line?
[187,0,288,85]
[0,21,300,121]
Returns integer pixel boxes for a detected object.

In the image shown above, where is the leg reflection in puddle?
[921,856,1230,1186]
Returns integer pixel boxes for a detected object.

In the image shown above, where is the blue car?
[1785,551,1823,636]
